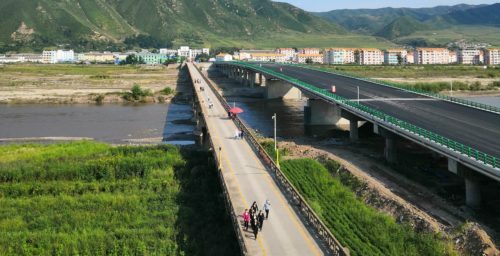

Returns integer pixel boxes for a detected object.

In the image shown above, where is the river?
[0,96,498,145]
[0,103,194,144]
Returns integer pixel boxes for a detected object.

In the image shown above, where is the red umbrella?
[230,107,244,114]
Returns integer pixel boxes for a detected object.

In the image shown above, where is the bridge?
[214,61,500,209]
[186,62,350,255]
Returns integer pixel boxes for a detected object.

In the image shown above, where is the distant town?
[1,45,499,66]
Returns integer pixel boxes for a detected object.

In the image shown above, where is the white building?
[449,52,457,64]
[323,48,356,65]
[238,50,275,60]
[457,48,483,65]
[276,48,296,62]
[178,46,190,58]
[249,53,286,63]
[42,50,74,63]
[414,48,450,65]
[216,53,233,62]
[159,48,178,56]
[56,50,75,63]
[485,48,500,65]
[295,54,323,64]
[359,48,383,65]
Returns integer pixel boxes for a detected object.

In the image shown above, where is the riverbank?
[0,64,188,104]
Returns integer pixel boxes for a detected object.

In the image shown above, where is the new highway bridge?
[215,61,500,209]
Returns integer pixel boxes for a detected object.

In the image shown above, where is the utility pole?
[272,113,279,167]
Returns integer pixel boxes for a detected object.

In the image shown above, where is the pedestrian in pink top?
[243,209,250,231]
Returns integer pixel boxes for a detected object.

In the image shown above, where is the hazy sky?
[277,0,499,12]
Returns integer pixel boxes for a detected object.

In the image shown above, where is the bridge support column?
[465,170,482,209]
[304,99,349,128]
[341,110,364,142]
[249,71,256,87]
[265,79,302,99]
[378,129,398,164]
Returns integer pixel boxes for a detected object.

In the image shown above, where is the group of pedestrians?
[234,129,244,140]
[243,200,271,240]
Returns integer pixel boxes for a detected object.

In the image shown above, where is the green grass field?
[0,64,165,76]
[314,64,500,79]
[0,142,238,255]
[280,158,455,256]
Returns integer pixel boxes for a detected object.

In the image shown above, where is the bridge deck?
[261,63,500,160]
[187,63,325,256]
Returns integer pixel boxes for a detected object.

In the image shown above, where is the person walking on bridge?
[257,210,265,231]
[251,215,259,239]
[263,200,271,219]
[242,209,250,231]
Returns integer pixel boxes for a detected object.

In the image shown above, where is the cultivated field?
[280,158,455,256]
[0,142,238,255]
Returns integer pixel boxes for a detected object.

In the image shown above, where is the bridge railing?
[194,64,350,256]
[284,63,500,114]
[188,63,248,256]
[221,61,499,171]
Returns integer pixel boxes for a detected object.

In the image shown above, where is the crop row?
[281,158,454,256]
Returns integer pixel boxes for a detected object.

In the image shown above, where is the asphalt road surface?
[188,63,326,256]
[261,63,500,159]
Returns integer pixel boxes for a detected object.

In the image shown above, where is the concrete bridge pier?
[265,79,302,99]
[376,128,398,164]
[464,170,482,209]
[341,110,364,142]
[448,159,482,209]
[304,99,349,128]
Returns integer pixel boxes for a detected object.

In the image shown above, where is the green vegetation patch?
[280,158,455,256]
[0,142,238,255]
[316,64,500,79]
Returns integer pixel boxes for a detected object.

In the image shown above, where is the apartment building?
[276,48,296,61]
[414,48,450,64]
[295,54,323,64]
[238,50,275,60]
[42,50,57,64]
[137,53,169,65]
[299,48,320,55]
[449,52,458,64]
[457,48,484,65]
[250,53,286,63]
[359,48,383,65]
[485,48,500,65]
[323,48,356,65]
[77,52,115,63]
[384,49,408,65]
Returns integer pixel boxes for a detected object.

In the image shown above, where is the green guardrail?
[221,61,499,170]
[285,63,500,114]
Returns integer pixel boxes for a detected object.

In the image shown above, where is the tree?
[121,54,145,65]
[397,54,403,65]
[195,53,210,62]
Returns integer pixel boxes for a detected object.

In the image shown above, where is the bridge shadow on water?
[162,64,196,145]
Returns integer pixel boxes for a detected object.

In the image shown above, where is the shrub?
[160,87,175,95]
